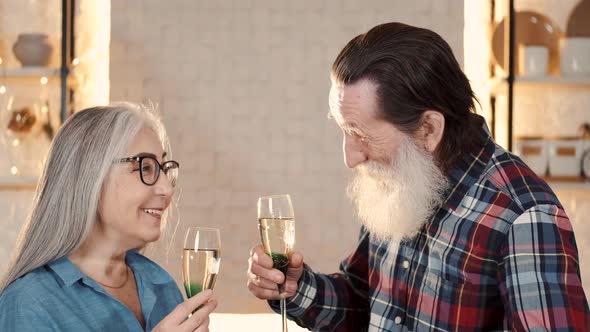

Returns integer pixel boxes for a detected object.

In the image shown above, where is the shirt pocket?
[422,256,488,298]
[424,269,473,292]
[422,266,498,301]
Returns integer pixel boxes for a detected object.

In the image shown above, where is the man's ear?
[419,111,445,153]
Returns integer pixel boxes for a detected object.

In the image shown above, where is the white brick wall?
[2,0,586,317]
[110,0,465,313]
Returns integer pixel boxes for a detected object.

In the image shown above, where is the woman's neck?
[67,230,131,283]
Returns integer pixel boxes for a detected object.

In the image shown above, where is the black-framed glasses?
[113,156,179,186]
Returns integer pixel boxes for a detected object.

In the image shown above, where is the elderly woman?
[0,104,216,331]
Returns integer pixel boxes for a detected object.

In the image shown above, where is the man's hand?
[247,244,304,300]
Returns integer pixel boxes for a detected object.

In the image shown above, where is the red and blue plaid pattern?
[272,132,590,331]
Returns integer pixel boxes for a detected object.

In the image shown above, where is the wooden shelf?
[543,176,590,191]
[0,176,39,190]
[1,67,60,78]
[516,76,590,85]
[489,76,590,95]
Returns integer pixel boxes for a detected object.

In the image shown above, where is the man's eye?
[349,130,369,143]
[348,129,362,138]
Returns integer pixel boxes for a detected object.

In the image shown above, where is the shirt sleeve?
[269,227,371,331]
[0,290,56,331]
[499,204,590,331]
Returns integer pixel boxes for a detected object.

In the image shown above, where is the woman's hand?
[153,289,217,332]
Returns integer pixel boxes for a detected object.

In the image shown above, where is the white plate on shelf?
[492,11,562,76]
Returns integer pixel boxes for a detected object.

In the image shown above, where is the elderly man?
[247,22,589,331]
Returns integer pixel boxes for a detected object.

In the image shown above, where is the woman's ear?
[419,111,445,153]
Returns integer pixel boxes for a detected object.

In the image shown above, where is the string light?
[10,166,18,175]
[72,58,79,66]
[40,77,48,85]
[12,139,19,147]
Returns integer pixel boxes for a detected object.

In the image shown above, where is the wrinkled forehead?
[329,79,380,123]
[328,82,346,123]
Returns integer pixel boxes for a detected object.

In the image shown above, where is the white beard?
[347,137,449,242]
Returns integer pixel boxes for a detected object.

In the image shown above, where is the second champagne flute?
[182,227,221,298]
[257,194,295,332]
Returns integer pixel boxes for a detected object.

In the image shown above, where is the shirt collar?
[442,122,496,211]
[47,250,171,287]
[47,256,85,287]
[125,250,172,285]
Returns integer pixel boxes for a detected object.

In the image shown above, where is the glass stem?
[278,283,288,332]
[280,298,288,332]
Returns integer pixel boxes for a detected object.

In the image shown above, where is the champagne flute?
[257,194,295,332]
[182,227,221,299]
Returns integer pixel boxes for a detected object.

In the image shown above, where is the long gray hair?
[0,103,170,294]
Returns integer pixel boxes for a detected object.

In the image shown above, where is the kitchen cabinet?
[489,0,590,189]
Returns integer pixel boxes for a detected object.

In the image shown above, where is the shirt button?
[402,260,410,269]
[395,316,402,324]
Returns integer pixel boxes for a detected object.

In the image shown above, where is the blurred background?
[0,0,588,319]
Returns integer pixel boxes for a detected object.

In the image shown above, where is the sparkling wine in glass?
[257,194,295,332]
[182,227,221,298]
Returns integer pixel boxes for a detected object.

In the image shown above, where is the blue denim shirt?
[0,250,183,331]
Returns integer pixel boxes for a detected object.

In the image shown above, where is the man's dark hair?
[332,22,484,171]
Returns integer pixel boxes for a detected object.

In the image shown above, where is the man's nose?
[343,135,367,168]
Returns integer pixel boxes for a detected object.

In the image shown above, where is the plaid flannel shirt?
[271,130,590,331]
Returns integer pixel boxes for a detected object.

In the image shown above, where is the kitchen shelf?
[547,181,590,191]
[489,76,590,95]
[0,0,76,123]
[0,176,39,190]
[1,67,61,78]
[516,76,590,85]
[488,0,590,185]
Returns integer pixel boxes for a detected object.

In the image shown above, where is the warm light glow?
[463,0,492,120]
[11,139,19,147]
[73,1,110,109]
[0,57,3,65]
[0,86,5,94]
[41,105,49,113]
[463,0,506,145]
[10,166,18,175]
[40,77,48,85]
